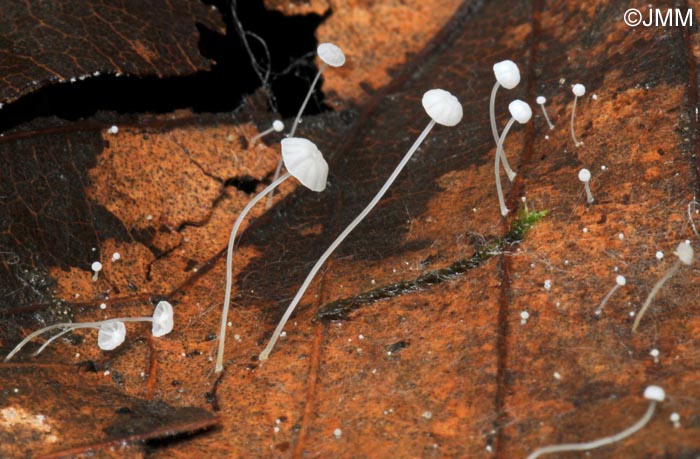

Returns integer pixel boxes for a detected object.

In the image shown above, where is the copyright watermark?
[624,8,694,27]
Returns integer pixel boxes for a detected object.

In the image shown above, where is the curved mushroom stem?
[583,181,594,204]
[595,284,621,315]
[538,103,555,130]
[250,126,276,146]
[495,117,516,217]
[266,158,287,209]
[258,120,437,361]
[216,172,293,372]
[489,82,516,181]
[632,260,681,332]
[4,316,151,362]
[570,95,582,147]
[525,401,658,459]
[266,64,328,208]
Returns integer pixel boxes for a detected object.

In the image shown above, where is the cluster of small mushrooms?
[5,43,692,458]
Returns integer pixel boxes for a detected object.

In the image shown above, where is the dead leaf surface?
[1,0,700,458]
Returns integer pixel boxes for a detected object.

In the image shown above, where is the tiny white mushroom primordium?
[4,303,174,362]
[571,83,586,147]
[257,89,463,362]
[633,241,694,332]
[250,119,285,145]
[524,385,665,459]
[215,138,329,372]
[267,43,344,208]
[490,60,521,181]
[578,168,594,204]
[495,100,532,217]
[536,96,554,130]
[595,275,626,315]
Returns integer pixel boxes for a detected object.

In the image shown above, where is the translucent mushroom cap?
[578,168,591,182]
[281,138,329,192]
[644,385,666,402]
[272,120,284,132]
[91,261,102,272]
[98,321,126,351]
[493,60,520,89]
[615,275,626,286]
[536,96,546,104]
[572,83,586,97]
[508,100,532,124]
[317,43,345,67]
[421,89,463,127]
[674,241,694,265]
[152,301,174,337]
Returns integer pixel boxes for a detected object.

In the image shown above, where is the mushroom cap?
[615,275,626,286]
[152,301,174,337]
[493,60,520,89]
[91,261,102,272]
[675,241,694,265]
[272,120,284,132]
[508,100,532,124]
[572,83,586,97]
[317,43,345,67]
[644,385,666,402]
[98,321,126,351]
[536,96,546,104]
[281,138,329,192]
[421,89,463,127]
[578,168,591,182]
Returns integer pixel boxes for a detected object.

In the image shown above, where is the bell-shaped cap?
[643,385,665,402]
[422,89,463,127]
[493,60,520,89]
[281,138,329,192]
[317,43,345,67]
[98,321,126,351]
[508,100,532,124]
[536,96,546,104]
[572,83,586,97]
[152,301,174,337]
[675,241,694,265]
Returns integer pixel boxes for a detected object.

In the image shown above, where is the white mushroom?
[536,96,554,130]
[633,241,694,332]
[525,386,665,459]
[250,119,285,145]
[215,138,329,372]
[571,83,586,147]
[257,89,463,362]
[578,168,594,204]
[490,60,521,181]
[494,100,532,217]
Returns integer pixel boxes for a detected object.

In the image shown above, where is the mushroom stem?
[537,99,554,130]
[489,82,516,181]
[289,63,326,138]
[250,126,275,145]
[595,276,625,315]
[632,260,680,332]
[266,158,287,209]
[583,182,594,203]
[495,117,517,217]
[258,120,437,361]
[525,400,659,459]
[216,172,293,372]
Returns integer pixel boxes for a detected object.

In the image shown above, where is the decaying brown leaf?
[1,0,700,458]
